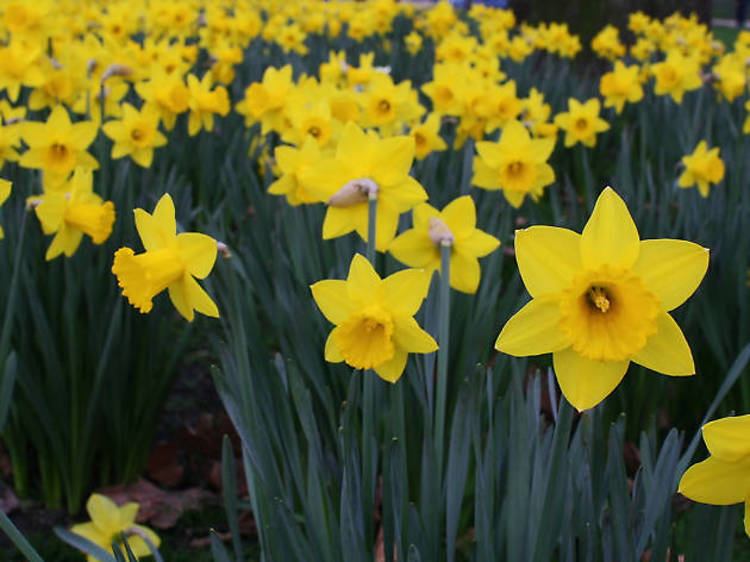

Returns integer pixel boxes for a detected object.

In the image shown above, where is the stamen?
[587,286,610,313]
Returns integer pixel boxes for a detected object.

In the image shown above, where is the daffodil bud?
[428,217,454,246]
[100,63,133,85]
[328,178,378,207]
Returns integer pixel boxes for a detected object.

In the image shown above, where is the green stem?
[434,241,451,482]
[0,210,26,368]
[0,510,44,562]
[362,192,378,553]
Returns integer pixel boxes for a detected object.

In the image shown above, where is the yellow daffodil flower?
[134,66,190,131]
[410,113,447,160]
[599,61,644,114]
[554,98,610,148]
[472,119,556,208]
[112,193,219,322]
[32,168,114,260]
[591,25,626,61]
[651,50,702,104]
[679,414,750,537]
[186,73,230,136]
[311,253,437,382]
[102,103,167,168]
[268,138,324,206]
[0,179,11,239]
[389,196,500,293]
[0,40,45,103]
[678,141,725,198]
[302,121,428,251]
[20,105,99,180]
[405,31,423,55]
[235,65,293,132]
[495,187,709,411]
[71,493,160,561]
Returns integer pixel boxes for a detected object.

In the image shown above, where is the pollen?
[587,286,610,313]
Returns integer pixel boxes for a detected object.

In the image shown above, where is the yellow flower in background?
[712,54,747,103]
[134,66,190,131]
[482,79,522,133]
[472,120,556,208]
[268,138,324,206]
[495,187,709,411]
[591,25,626,61]
[33,169,115,260]
[71,493,160,562]
[302,121,428,251]
[678,141,725,198]
[186,73,230,136]
[405,31,423,55]
[410,113,447,159]
[554,97,610,148]
[112,193,219,322]
[678,414,750,537]
[0,179,11,239]
[311,253,436,382]
[389,196,500,293]
[102,103,167,168]
[599,61,644,114]
[20,105,99,179]
[651,50,702,103]
[0,40,45,103]
[235,65,293,132]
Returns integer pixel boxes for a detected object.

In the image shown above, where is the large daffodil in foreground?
[311,254,437,383]
[495,187,709,411]
[678,414,750,537]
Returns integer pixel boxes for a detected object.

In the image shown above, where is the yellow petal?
[118,503,140,527]
[678,456,750,505]
[134,209,171,251]
[322,204,361,239]
[472,157,500,190]
[311,279,356,324]
[87,494,121,535]
[392,316,437,353]
[324,330,344,362]
[503,190,526,208]
[346,253,382,304]
[631,312,694,376]
[495,296,570,356]
[631,239,709,311]
[440,195,475,238]
[382,267,431,316]
[70,522,109,551]
[152,193,177,235]
[389,228,437,268]
[515,226,581,297]
[69,121,99,150]
[184,275,219,318]
[34,192,67,234]
[168,279,194,321]
[373,348,407,383]
[458,230,500,258]
[701,415,750,462]
[176,233,217,279]
[580,187,640,270]
[373,136,414,187]
[0,179,11,204]
[449,251,481,294]
[552,348,629,411]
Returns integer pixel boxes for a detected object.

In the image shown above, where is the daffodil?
[472,119,556,208]
[495,187,709,411]
[651,50,702,104]
[186,73,230,136]
[20,105,99,180]
[389,196,500,293]
[102,103,167,168]
[599,61,644,114]
[311,253,437,382]
[33,168,115,260]
[70,493,160,562]
[554,98,610,148]
[678,141,725,198]
[268,138,324,206]
[678,414,750,537]
[405,31,423,55]
[0,179,11,239]
[134,66,190,131]
[302,121,428,251]
[235,65,293,132]
[112,193,219,322]
[410,113,447,160]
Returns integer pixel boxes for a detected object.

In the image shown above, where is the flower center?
[333,306,395,370]
[65,201,115,244]
[112,246,186,314]
[46,142,74,174]
[574,117,589,132]
[558,265,659,362]
[308,125,321,138]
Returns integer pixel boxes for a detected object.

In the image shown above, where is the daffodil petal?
[449,251,481,294]
[322,205,362,240]
[176,233,217,279]
[324,330,344,362]
[389,229,437,269]
[459,230,500,258]
[382,267,431,316]
[87,494,121,535]
[631,239,709,311]
[184,275,219,318]
[311,279,356,324]
[631,312,694,376]
[440,195,476,237]
[495,296,570,356]
[134,209,172,251]
[580,187,640,269]
[346,253,382,303]
[701,415,750,462]
[373,348,407,383]
[152,194,177,236]
[552,348,629,411]
[168,280,194,321]
[393,316,437,353]
[678,456,750,505]
[515,225,582,297]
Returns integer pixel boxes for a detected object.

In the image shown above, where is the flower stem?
[434,240,451,480]
[366,192,377,263]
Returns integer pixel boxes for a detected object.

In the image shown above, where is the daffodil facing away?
[268,137,323,206]
[112,193,219,322]
[554,98,610,148]
[678,141,725,198]
[20,104,99,180]
[71,493,160,562]
[678,414,750,537]
[311,253,437,383]
[102,103,167,168]
[599,60,644,114]
[472,119,556,208]
[33,168,114,260]
[495,187,709,411]
[302,121,428,252]
[389,196,500,293]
